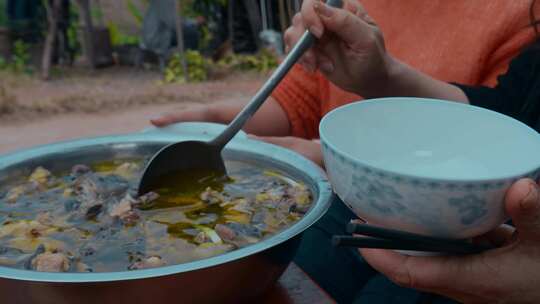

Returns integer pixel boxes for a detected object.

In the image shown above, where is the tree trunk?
[174,0,188,81]
[278,0,288,33]
[244,0,262,49]
[42,0,62,80]
[227,0,234,42]
[75,0,96,68]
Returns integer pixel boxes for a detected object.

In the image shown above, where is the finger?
[284,13,304,50]
[292,12,302,27]
[360,249,454,290]
[300,50,318,72]
[359,248,493,293]
[150,113,193,127]
[472,224,516,247]
[301,0,324,38]
[149,109,212,127]
[504,178,540,241]
[283,17,318,71]
[314,1,375,50]
[344,0,374,23]
[353,2,377,26]
[344,0,359,15]
[314,50,335,75]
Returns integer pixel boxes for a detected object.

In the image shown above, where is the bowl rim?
[319,97,540,183]
[0,133,334,283]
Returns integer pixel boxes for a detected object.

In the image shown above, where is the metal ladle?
[138,0,343,195]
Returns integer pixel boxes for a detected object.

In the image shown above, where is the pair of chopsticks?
[332,223,493,254]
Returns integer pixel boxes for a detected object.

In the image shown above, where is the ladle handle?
[211,0,343,149]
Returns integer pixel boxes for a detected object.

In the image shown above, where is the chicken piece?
[36,212,53,226]
[71,164,91,176]
[71,175,116,221]
[255,189,285,204]
[215,223,261,247]
[109,194,134,218]
[75,261,93,272]
[73,174,128,206]
[109,194,140,225]
[29,167,52,185]
[135,191,159,208]
[74,176,99,205]
[98,175,130,197]
[5,185,25,203]
[200,187,224,205]
[114,162,140,179]
[128,256,165,270]
[287,185,311,206]
[215,224,236,241]
[251,209,289,233]
[31,252,70,272]
[120,211,140,226]
[0,220,54,239]
[194,231,211,244]
[63,188,74,198]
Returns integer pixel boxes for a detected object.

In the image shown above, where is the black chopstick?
[332,223,494,254]
[332,236,486,254]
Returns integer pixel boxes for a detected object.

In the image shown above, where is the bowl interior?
[320,98,540,180]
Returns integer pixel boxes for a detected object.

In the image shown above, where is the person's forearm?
[361,55,470,104]
[209,97,291,136]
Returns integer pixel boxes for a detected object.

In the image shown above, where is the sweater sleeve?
[271,64,323,139]
[455,44,540,125]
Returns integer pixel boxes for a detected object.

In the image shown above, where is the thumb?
[150,114,183,127]
[505,178,540,241]
[314,1,375,49]
[150,109,213,127]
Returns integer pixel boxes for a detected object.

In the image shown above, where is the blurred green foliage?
[218,49,279,73]
[108,22,139,46]
[163,48,279,84]
[0,0,7,27]
[0,40,33,74]
[67,4,81,56]
[164,50,208,83]
[126,0,145,26]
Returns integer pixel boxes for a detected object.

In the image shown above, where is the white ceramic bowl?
[320,98,540,239]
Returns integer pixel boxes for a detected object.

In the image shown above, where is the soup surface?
[0,160,312,273]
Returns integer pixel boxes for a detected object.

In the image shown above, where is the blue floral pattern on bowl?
[321,140,540,238]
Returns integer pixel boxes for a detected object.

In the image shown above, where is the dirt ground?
[0,66,264,154]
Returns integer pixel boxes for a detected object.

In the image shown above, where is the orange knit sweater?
[272,0,539,139]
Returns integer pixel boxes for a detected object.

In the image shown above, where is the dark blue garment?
[354,275,458,304]
[293,197,458,304]
[456,41,540,132]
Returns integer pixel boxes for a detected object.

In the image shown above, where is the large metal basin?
[0,133,333,304]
